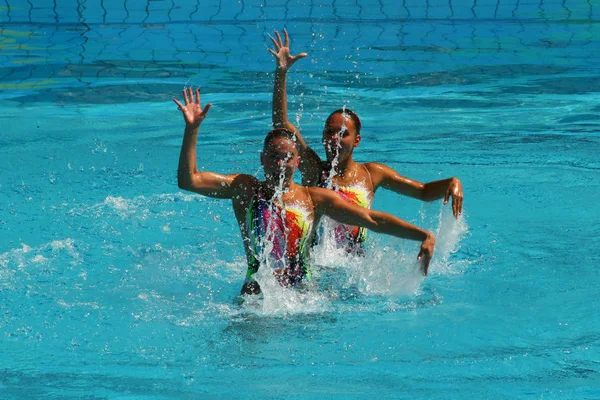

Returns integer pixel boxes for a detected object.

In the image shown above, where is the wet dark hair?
[263,128,297,150]
[326,109,362,136]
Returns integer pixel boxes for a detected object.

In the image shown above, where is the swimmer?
[174,88,435,295]
[268,29,464,253]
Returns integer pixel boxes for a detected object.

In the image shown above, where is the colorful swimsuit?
[245,186,314,287]
[317,166,374,251]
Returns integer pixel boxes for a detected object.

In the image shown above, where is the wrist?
[419,230,432,241]
[184,124,200,134]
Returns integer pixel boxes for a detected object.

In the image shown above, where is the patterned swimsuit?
[244,186,314,287]
[317,166,374,252]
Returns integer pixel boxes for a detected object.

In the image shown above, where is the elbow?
[419,185,434,202]
[177,173,192,191]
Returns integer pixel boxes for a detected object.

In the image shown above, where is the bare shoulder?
[232,173,259,185]
[231,174,259,198]
[364,162,423,193]
[364,162,391,174]
[364,162,394,185]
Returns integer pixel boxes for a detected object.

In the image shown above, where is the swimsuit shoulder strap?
[360,163,374,190]
[303,185,314,212]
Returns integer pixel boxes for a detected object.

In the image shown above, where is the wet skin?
[269,29,464,218]
[174,88,435,295]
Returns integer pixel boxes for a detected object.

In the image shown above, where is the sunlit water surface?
[1,1,599,398]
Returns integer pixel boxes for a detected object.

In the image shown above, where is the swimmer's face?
[322,113,361,163]
[261,137,300,181]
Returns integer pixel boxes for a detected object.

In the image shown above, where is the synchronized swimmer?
[269,29,464,254]
[174,88,435,295]
[174,29,463,296]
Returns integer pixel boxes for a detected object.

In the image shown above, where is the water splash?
[254,161,289,276]
[311,202,470,299]
[245,157,330,315]
[246,270,329,316]
[322,105,347,189]
[311,234,425,298]
[0,238,81,271]
[421,203,470,275]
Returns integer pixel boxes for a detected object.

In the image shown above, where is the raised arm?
[310,187,435,275]
[367,163,464,218]
[269,29,322,184]
[174,88,255,199]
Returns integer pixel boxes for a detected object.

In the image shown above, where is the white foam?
[31,255,48,263]
[247,266,329,316]
[346,247,425,296]
[425,205,470,275]
[0,238,79,269]
[238,279,330,317]
[310,203,469,299]
[69,192,205,219]
[0,239,82,289]
[57,300,100,309]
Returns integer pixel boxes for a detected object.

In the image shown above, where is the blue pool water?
[1,0,599,398]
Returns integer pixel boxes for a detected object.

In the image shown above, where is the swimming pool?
[1,0,599,398]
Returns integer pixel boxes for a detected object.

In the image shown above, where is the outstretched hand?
[173,88,212,129]
[268,29,307,72]
[417,234,435,276]
[444,178,463,218]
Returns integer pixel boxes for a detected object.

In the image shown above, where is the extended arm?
[310,187,435,274]
[269,29,322,184]
[367,163,464,217]
[175,88,254,198]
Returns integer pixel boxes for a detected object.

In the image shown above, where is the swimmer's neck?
[263,176,296,197]
[327,157,359,178]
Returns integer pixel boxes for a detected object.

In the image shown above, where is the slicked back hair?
[326,109,362,136]
[263,128,298,151]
